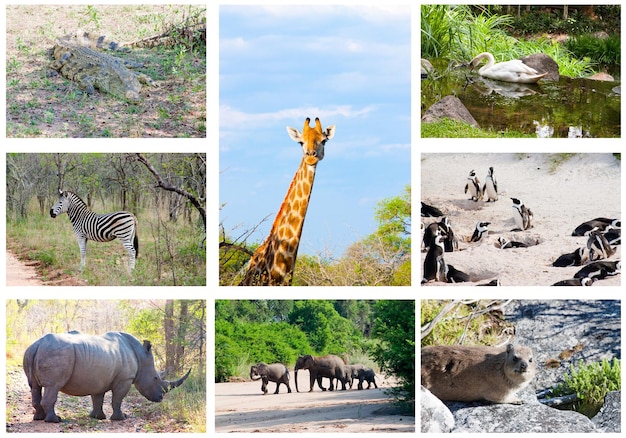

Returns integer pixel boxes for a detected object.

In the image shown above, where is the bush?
[552,357,621,418]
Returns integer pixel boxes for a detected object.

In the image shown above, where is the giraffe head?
[287,117,336,166]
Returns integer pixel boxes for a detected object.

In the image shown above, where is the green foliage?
[421,5,596,78]
[371,300,415,411]
[214,300,377,383]
[214,318,312,382]
[421,300,512,347]
[288,300,363,354]
[553,358,621,418]
[565,34,621,66]
[422,118,536,138]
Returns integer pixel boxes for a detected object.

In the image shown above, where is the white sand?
[420,153,621,286]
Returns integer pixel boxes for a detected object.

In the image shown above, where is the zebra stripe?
[50,190,139,271]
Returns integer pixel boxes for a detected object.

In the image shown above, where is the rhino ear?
[143,340,152,352]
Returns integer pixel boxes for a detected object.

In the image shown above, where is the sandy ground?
[215,370,414,433]
[421,153,621,286]
[6,251,44,286]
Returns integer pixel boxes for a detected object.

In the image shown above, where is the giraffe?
[240,117,336,286]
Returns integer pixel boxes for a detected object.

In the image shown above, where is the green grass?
[421,118,535,138]
[6,4,206,138]
[7,201,206,286]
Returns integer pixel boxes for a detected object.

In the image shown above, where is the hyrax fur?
[421,343,536,404]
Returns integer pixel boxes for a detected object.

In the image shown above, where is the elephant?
[335,365,352,390]
[294,354,347,392]
[357,367,378,390]
[249,362,291,395]
[346,364,366,388]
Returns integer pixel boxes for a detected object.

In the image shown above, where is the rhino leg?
[41,387,61,423]
[110,384,131,420]
[30,384,46,420]
[89,394,107,420]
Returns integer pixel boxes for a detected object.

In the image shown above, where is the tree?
[371,300,415,412]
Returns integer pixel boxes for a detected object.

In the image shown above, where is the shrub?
[552,357,621,418]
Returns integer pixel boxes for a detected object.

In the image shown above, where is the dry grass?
[6,4,206,138]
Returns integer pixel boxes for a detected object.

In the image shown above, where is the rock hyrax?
[421,343,535,404]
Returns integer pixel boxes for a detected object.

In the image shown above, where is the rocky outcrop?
[421,95,479,127]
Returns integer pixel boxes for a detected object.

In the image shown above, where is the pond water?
[421,60,621,138]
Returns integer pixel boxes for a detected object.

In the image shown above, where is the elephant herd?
[249,354,379,395]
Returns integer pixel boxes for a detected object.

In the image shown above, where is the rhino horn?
[165,368,192,392]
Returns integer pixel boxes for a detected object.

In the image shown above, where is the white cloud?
[220,105,377,129]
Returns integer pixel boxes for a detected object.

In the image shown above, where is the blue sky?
[219,5,411,257]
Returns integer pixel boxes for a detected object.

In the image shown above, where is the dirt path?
[6,251,44,286]
[6,366,192,433]
[215,371,414,433]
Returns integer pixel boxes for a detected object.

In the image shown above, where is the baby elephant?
[357,367,378,390]
[250,362,292,395]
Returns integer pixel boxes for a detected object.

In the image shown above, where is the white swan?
[469,52,547,84]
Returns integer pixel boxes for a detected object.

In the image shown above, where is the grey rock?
[519,53,560,82]
[421,386,455,433]
[592,390,621,433]
[421,95,479,127]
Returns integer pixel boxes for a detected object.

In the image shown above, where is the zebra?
[50,190,139,271]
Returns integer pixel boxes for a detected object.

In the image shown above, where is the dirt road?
[6,251,44,286]
[215,371,414,433]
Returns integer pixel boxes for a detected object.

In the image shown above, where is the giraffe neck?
[242,158,317,285]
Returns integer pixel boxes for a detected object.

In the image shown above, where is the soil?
[215,371,415,433]
[6,248,84,286]
[6,366,192,433]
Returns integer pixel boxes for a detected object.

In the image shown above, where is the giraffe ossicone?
[240,117,336,286]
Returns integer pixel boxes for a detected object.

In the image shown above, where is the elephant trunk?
[165,368,191,392]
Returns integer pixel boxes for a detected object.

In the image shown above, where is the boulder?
[421,95,479,127]
[591,390,621,433]
[421,59,434,79]
[519,53,560,81]
[420,386,455,433]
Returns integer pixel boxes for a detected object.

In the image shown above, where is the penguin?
[422,233,447,283]
[422,222,440,249]
[572,218,620,236]
[497,237,528,249]
[574,261,621,280]
[552,247,587,267]
[511,198,532,231]
[445,264,470,283]
[552,277,594,286]
[470,221,490,242]
[587,231,615,261]
[421,202,444,218]
[438,216,458,252]
[477,278,501,286]
[483,166,498,202]
[464,170,483,201]
[422,217,458,252]
[603,228,621,246]
[574,261,620,281]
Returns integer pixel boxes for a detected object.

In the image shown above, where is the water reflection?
[422,59,621,138]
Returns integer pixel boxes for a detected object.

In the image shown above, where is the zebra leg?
[122,238,136,271]
[77,237,88,270]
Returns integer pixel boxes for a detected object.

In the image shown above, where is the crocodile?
[49,33,158,102]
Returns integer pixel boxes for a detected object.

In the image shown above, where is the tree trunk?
[164,300,176,375]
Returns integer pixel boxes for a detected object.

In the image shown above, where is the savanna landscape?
[6,153,206,286]
[6,4,206,138]
[6,300,206,433]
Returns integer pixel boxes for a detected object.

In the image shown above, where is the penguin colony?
[422,166,621,286]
